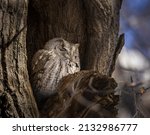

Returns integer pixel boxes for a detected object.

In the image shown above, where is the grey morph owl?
[31,38,80,108]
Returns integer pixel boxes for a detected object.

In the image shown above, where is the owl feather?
[31,38,80,108]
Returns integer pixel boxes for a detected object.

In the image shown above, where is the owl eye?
[60,47,67,52]
[59,44,68,52]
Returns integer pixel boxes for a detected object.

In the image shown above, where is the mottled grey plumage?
[31,38,80,108]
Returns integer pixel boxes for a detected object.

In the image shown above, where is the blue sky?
[120,0,150,58]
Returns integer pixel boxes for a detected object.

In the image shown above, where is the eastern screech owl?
[31,38,80,108]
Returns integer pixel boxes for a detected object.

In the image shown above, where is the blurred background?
[113,0,150,117]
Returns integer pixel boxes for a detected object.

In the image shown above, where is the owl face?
[44,38,80,61]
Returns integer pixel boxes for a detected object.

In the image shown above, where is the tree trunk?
[27,0,124,75]
[41,71,119,118]
[26,0,123,117]
[0,0,39,117]
[0,0,123,117]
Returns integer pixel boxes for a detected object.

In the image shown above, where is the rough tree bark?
[27,0,124,75]
[0,0,38,117]
[0,0,123,117]
[41,71,119,118]
[26,0,124,117]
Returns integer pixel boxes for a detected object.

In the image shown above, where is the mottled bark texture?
[0,0,39,117]
[27,0,124,75]
[0,0,123,117]
[41,71,119,118]
[26,0,124,117]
